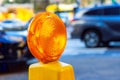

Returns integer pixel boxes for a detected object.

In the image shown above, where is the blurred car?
[55,11,70,26]
[71,4,120,48]
[0,19,33,72]
[25,17,33,29]
[0,19,25,30]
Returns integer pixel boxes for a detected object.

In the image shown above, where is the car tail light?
[70,19,79,22]
[0,43,2,48]
[70,19,75,22]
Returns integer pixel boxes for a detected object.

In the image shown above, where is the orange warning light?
[27,12,67,63]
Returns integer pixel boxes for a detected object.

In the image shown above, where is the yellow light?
[27,12,67,63]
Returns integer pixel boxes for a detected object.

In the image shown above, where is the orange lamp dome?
[27,12,67,63]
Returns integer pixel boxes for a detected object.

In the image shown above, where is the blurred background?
[1,0,120,80]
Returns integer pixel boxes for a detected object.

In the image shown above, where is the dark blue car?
[71,4,120,48]
[0,19,33,72]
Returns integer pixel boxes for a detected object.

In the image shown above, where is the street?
[1,39,120,80]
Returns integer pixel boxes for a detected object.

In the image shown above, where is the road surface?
[1,39,120,80]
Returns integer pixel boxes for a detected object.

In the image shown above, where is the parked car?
[0,19,33,72]
[71,4,120,48]
[0,19,25,30]
[55,11,71,27]
[25,17,33,29]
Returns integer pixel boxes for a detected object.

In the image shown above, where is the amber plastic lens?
[27,12,67,63]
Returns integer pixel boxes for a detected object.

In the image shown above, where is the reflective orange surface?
[27,12,67,63]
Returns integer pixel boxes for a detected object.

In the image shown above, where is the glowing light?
[9,0,14,2]
[27,12,67,63]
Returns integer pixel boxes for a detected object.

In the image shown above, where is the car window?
[103,7,120,16]
[3,20,12,23]
[84,8,102,16]
[74,10,88,18]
